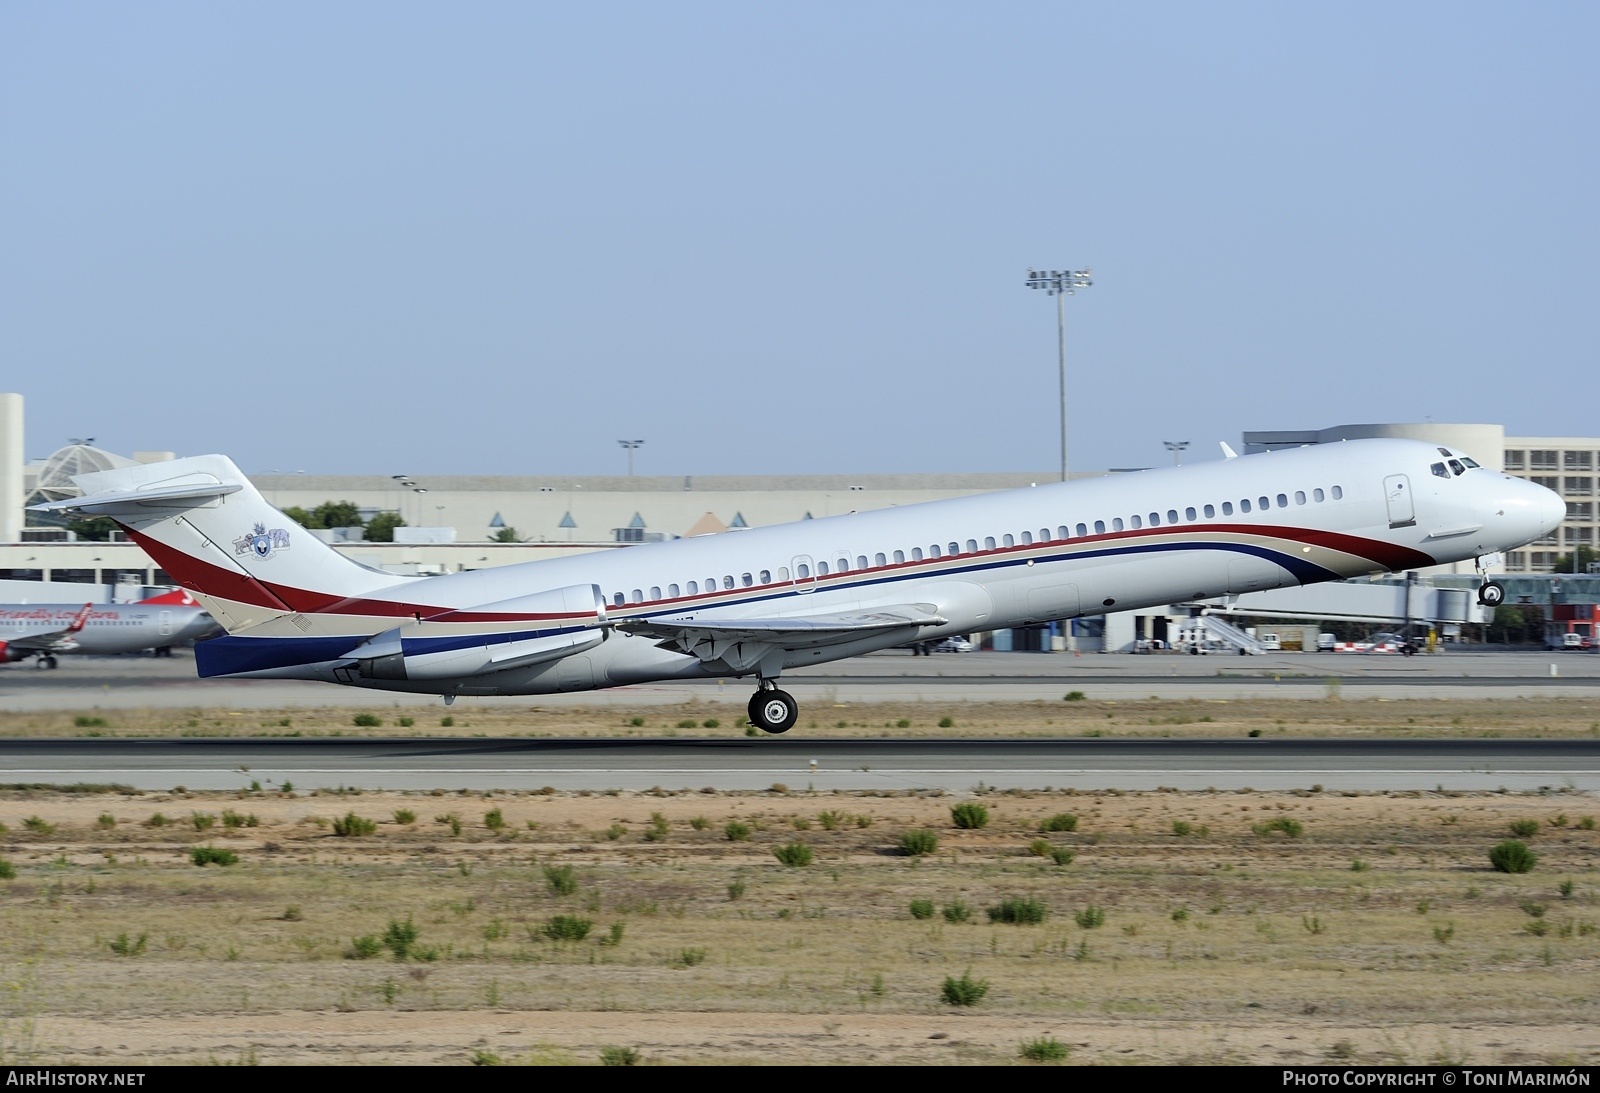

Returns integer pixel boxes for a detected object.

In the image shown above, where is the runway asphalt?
[1,648,1597,711]
[3,736,1596,793]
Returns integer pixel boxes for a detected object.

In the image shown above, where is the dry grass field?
[0,784,1596,1064]
[4,694,1599,740]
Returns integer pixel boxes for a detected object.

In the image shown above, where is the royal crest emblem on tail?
[233,523,292,560]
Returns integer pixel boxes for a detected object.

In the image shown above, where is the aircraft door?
[158,611,173,637]
[791,555,817,594]
[1383,474,1416,528]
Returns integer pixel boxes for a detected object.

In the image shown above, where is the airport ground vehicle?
[37,439,1562,733]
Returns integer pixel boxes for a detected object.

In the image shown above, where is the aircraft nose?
[1513,477,1565,541]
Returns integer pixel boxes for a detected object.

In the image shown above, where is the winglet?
[1220,441,1239,460]
[68,604,93,633]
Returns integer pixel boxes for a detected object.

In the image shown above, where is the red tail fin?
[67,604,93,633]
[137,589,198,606]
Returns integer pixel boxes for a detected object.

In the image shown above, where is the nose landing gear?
[1477,580,1505,608]
[747,685,798,734]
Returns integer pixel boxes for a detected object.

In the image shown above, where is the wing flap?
[617,604,946,648]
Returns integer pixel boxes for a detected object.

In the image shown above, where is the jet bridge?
[1181,580,1486,628]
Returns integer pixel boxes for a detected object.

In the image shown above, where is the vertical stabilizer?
[33,455,410,632]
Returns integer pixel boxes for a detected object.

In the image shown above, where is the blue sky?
[3,3,1595,475]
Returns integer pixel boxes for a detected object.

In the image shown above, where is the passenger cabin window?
[630,589,643,604]
[741,573,753,587]
[1038,529,1050,542]
[1259,496,1271,510]
[1168,509,1178,523]
[984,536,996,550]
[893,550,905,564]
[778,567,790,581]
[650,586,661,600]
[1148,513,1160,527]
[1294,491,1306,505]
[1057,526,1070,539]
[857,555,868,568]
[669,584,680,597]
[911,548,923,561]
[875,553,886,566]
[759,570,771,583]
[1003,534,1014,547]
[687,580,698,594]
[1313,489,1324,502]
[1020,531,1033,545]
[613,593,624,607]
[796,564,809,578]
[1276,493,1288,508]
[1203,504,1215,518]
[948,543,959,556]
[1239,499,1251,513]
[928,545,941,559]
[836,558,849,572]
[1077,523,1088,536]
[1112,518,1125,531]
[722,576,735,590]
[1221,501,1233,515]
[817,562,829,576]
[1129,516,1141,530]
[1094,520,1105,534]
[1185,507,1196,520]
[1331,485,1343,499]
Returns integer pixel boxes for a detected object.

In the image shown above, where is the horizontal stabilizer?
[31,481,242,515]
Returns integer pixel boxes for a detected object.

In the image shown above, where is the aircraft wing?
[1,605,93,652]
[616,604,945,675]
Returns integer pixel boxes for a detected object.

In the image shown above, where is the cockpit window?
[1437,447,1452,457]
[1448,459,1466,476]
[1460,456,1480,468]
[1431,462,1450,479]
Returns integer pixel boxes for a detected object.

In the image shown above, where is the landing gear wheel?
[1477,581,1506,608]
[748,688,798,735]
[40,656,58,670]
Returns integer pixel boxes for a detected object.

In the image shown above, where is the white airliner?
[36,440,1562,732]
[0,589,219,668]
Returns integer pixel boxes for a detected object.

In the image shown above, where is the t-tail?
[31,455,413,635]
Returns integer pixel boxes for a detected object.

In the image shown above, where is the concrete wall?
[0,394,21,544]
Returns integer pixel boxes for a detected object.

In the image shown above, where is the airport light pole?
[1025,267,1093,482]
[1163,440,1190,467]
[618,439,644,477]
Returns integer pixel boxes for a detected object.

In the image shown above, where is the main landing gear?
[35,655,59,670]
[747,685,799,735]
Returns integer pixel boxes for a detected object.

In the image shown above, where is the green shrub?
[604,823,626,840]
[542,914,592,942]
[899,829,939,856]
[1350,859,1369,872]
[1063,691,1086,702]
[1020,1036,1070,1062]
[940,970,989,1006]
[773,842,813,867]
[22,816,56,835]
[1490,840,1537,874]
[1027,838,1052,857]
[725,821,752,841]
[727,880,746,900]
[544,864,578,895]
[942,900,971,924]
[96,813,116,829]
[1049,847,1075,866]
[332,812,377,837]
[674,947,708,967]
[352,713,381,728]
[676,719,697,729]
[393,809,417,825]
[1040,813,1078,833]
[483,808,505,832]
[938,717,955,728]
[1519,899,1547,918]
[1251,817,1304,838]
[1172,820,1193,836]
[1509,819,1540,838]
[702,719,719,729]
[988,897,1048,925]
[189,813,214,832]
[190,846,238,867]
[382,916,420,959]
[145,812,169,828]
[909,899,935,920]
[950,802,989,830]
[1075,905,1106,929]
[440,716,454,728]
[74,715,108,728]
[896,718,911,728]
[220,809,259,829]
[599,1046,640,1067]
[0,860,16,880]
[437,813,463,836]
[108,932,148,957]
[689,816,709,831]
[818,810,846,831]
[347,934,383,959]
[398,717,414,728]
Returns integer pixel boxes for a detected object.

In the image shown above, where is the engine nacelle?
[0,642,26,663]
[350,583,608,682]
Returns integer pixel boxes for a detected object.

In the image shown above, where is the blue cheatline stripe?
[197,538,1337,675]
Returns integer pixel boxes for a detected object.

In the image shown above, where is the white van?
[1258,631,1281,651]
